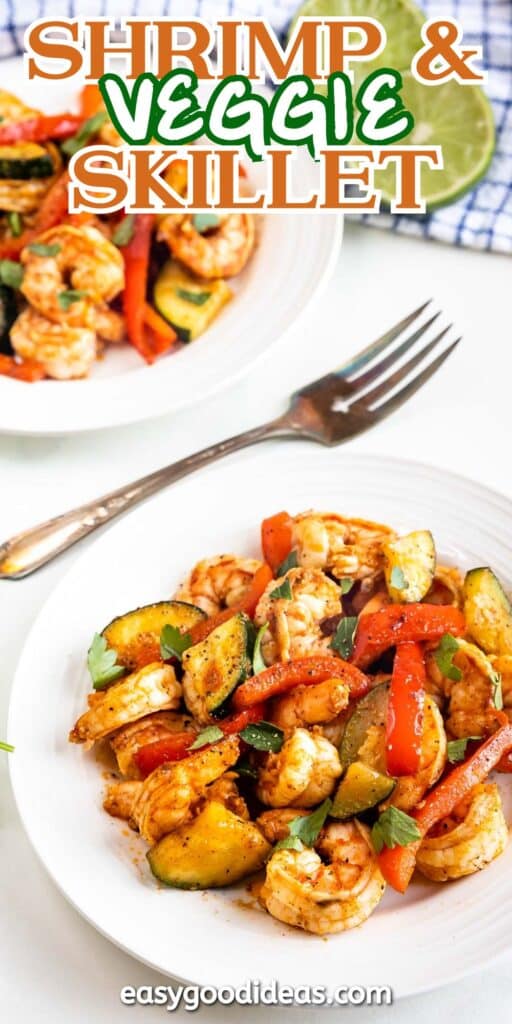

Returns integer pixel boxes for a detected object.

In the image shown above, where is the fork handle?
[0,416,293,579]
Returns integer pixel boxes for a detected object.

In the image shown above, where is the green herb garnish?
[160,624,193,661]
[390,566,409,591]
[27,242,61,257]
[491,670,503,710]
[0,740,14,753]
[371,806,422,854]
[87,633,125,690]
[275,798,332,851]
[269,579,293,601]
[252,622,268,675]
[176,287,211,306]
[192,213,220,233]
[57,289,88,310]
[7,211,22,237]
[447,736,482,763]
[434,633,462,681]
[234,756,258,781]
[239,721,284,753]
[0,259,23,289]
[339,577,354,595]
[112,214,135,247]
[330,615,358,659]
[276,550,298,576]
[190,725,224,750]
[62,111,108,156]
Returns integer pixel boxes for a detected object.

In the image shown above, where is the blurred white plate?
[0,60,342,434]
[8,449,512,998]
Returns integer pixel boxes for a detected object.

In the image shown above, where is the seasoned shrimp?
[491,655,512,720]
[425,565,464,607]
[256,808,309,844]
[69,663,181,745]
[21,225,124,324]
[256,727,341,808]
[204,772,249,820]
[175,554,264,616]
[10,307,97,379]
[269,678,350,733]
[417,783,508,882]
[110,711,196,778]
[103,779,142,822]
[93,304,126,344]
[131,737,240,842]
[292,511,396,584]
[432,640,503,740]
[261,821,385,935]
[158,212,255,278]
[254,567,341,665]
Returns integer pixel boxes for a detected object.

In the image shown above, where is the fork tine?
[353,325,452,408]
[348,312,441,393]
[335,300,432,378]
[368,339,461,422]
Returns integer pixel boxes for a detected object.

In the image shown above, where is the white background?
[1,220,511,1021]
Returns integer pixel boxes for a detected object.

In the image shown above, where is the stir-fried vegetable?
[351,604,466,669]
[233,654,368,708]
[386,642,425,777]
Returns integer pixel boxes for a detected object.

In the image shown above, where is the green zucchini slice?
[384,530,436,603]
[331,761,395,820]
[147,800,270,889]
[182,612,252,717]
[0,142,54,179]
[339,683,389,770]
[153,260,232,342]
[102,600,206,671]
[463,567,512,655]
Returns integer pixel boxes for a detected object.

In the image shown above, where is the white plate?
[0,60,342,434]
[9,449,512,998]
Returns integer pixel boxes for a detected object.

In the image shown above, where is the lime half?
[373,74,495,209]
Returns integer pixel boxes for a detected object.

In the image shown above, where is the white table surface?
[1,220,511,1021]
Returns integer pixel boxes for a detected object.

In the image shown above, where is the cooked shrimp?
[425,565,464,607]
[93,304,125,344]
[269,678,350,733]
[256,727,341,808]
[21,225,124,324]
[291,511,396,584]
[437,641,502,740]
[256,808,309,844]
[205,772,249,820]
[158,212,255,278]
[110,711,196,779]
[261,821,385,935]
[10,307,97,379]
[254,567,341,665]
[69,663,181,745]
[491,655,512,720]
[175,554,264,616]
[0,143,61,214]
[417,783,508,882]
[131,737,240,842]
[104,779,142,822]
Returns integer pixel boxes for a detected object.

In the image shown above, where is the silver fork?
[0,300,460,580]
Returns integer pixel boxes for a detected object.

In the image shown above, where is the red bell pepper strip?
[261,512,294,574]
[378,720,512,893]
[121,214,156,362]
[0,169,72,259]
[386,642,425,777]
[134,704,265,777]
[0,355,46,382]
[233,655,368,710]
[189,564,273,645]
[80,84,103,119]
[351,604,466,669]
[143,303,178,354]
[0,114,82,145]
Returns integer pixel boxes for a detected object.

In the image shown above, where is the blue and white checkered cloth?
[0,0,510,253]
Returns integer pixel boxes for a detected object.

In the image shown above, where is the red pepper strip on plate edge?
[120,214,175,363]
[134,704,266,778]
[233,655,369,709]
[261,511,294,574]
[351,603,466,670]
[0,113,82,145]
[379,716,512,893]
[386,641,425,777]
[0,354,45,382]
[189,564,274,645]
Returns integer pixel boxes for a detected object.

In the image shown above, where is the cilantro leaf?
[276,550,298,576]
[434,633,462,682]
[330,616,358,659]
[27,242,61,257]
[447,736,481,763]
[58,289,88,311]
[189,725,224,750]
[371,806,421,854]
[62,110,108,156]
[252,622,268,675]
[7,211,22,237]
[176,288,211,306]
[339,577,354,595]
[270,579,292,601]
[0,740,14,753]
[491,669,503,710]
[239,721,284,753]
[278,798,332,850]
[234,756,258,781]
[0,259,23,289]
[192,213,220,233]
[112,214,135,247]
[274,835,304,852]
[390,566,409,591]
[160,624,193,661]
[87,633,125,690]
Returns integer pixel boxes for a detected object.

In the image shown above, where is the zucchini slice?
[182,612,252,718]
[463,567,512,655]
[331,761,395,820]
[147,800,270,888]
[384,530,436,603]
[0,142,54,179]
[102,600,206,671]
[339,683,389,770]
[153,260,232,342]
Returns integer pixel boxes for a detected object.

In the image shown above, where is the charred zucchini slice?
[102,600,206,671]
[384,530,436,603]
[147,800,270,888]
[153,260,232,342]
[463,567,512,655]
[0,142,54,179]
[339,683,389,770]
[331,761,395,820]
[182,612,252,717]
